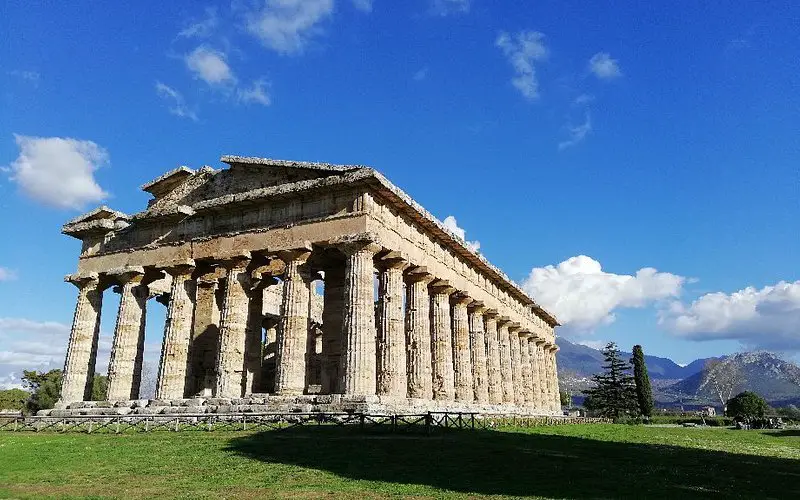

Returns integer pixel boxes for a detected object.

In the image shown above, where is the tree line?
[0,370,107,414]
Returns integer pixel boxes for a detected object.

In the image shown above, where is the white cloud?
[442,215,481,252]
[237,78,272,106]
[5,135,109,210]
[185,46,236,86]
[522,255,685,331]
[432,0,470,15]
[496,31,548,100]
[178,7,219,39]
[8,70,41,86]
[0,318,69,336]
[244,0,335,55]
[0,318,70,389]
[558,112,592,150]
[0,267,16,281]
[660,281,800,350]
[155,82,199,121]
[588,52,621,80]
[576,339,609,350]
[351,0,373,12]
[413,67,428,81]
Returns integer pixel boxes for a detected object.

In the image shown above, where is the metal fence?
[0,412,610,434]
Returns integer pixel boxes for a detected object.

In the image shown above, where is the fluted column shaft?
[550,347,560,411]
[536,341,547,409]
[485,314,503,404]
[498,322,514,403]
[509,327,524,405]
[107,270,148,401]
[215,258,251,398]
[528,339,541,409]
[340,242,380,395]
[469,306,489,403]
[519,334,533,404]
[60,275,103,404]
[451,295,473,402]
[430,285,455,401]
[155,265,196,400]
[405,272,433,399]
[275,250,312,395]
[376,262,407,397]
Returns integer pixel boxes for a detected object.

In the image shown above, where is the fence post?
[425,412,431,435]
[359,413,365,431]
[471,413,475,429]
[116,417,121,434]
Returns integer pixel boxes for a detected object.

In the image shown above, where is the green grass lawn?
[1,424,799,499]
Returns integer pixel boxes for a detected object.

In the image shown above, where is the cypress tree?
[631,345,654,417]
[582,342,638,419]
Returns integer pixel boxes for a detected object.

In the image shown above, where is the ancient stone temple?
[57,156,561,415]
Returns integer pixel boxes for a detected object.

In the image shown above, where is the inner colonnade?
[57,156,560,414]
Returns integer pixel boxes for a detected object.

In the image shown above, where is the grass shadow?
[225,426,800,499]
[766,429,800,438]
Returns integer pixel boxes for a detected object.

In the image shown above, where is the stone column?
[451,293,474,402]
[189,268,223,396]
[274,249,313,395]
[430,282,456,401]
[245,267,277,395]
[60,274,103,405]
[484,311,503,404]
[509,325,524,406]
[154,263,196,400]
[106,267,148,401]
[376,257,408,397]
[497,319,514,404]
[321,264,345,394]
[340,241,380,395]
[405,268,433,399]
[536,339,548,410]
[214,257,251,399]
[550,345,561,412]
[518,332,533,405]
[528,338,541,409]
[468,303,489,404]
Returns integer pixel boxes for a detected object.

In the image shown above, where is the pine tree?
[582,342,638,419]
[631,345,654,417]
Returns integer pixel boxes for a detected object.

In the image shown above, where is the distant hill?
[556,338,709,380]
[666,351,800,404]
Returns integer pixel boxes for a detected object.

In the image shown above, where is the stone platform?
[42,395,560,417]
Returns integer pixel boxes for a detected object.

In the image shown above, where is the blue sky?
[1,1,798,387]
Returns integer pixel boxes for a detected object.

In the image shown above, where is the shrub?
[726,391,767,423]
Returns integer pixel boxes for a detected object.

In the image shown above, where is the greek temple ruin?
[55,156,561,415]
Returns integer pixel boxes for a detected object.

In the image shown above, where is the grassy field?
[1,424,799,499]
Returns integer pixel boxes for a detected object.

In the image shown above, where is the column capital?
[496,316,512,326]
[508,322,521,333]
[196,265,226,287]
[277,247,312,264]
[65,272,100,289]
[218,255,251,271]
[405,266,434,284]
[518,329,533,339]
[337,239,381,256]
[535,337,547,346]
[107,266,146,285]
[375,249,409,271]
[429,279,455,295]
[468,301,486,314]
[162,259,196,277]
[483,308,499,318]
[451,292,473,306]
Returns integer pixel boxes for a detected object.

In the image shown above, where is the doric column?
[451,293,474,402]
[245,265,278,395]
[376,255,408,397]
[550,345,561,412]
[340,241,380,395]
[484,311,503,404]
[321,264,345,394]
[154,263,196,400]
[430,282,456,401]
[405,268,433,399]
[106,267,148,401]
[497,319,514,404]
[509,325,524,405]
[528,338,541,409]
[468,303,489,404]
[274,249,313,395]
[60,274,103,405]
[535,339,548,410]
[518,331,533,405]
[214,256,251,398]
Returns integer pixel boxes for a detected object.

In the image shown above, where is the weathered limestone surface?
[468,305,489,404]
[215,258,251,398]
[451,294,473,402]
[274,250,312,395]
[430,284,455,401]
[60,155,561,415]
[340,241,380,395]
[60,275,103,404]
[154,265,195,400]
[405,271,433,399]
[376,260,407,397]
[106,269,148,401]
[484,313,503,404]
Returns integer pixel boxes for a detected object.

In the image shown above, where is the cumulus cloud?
[237,78,272,106]
[588,52,621,80]
[522,255,685,331]
[155,82,198,121]
[351,0,373,12]
[442,215,481,253]
[0,267,16,281]
[432,0,470,15]
[185,45,236,86]
[8,70,41,86]
[660,281,800,350]
[244,0,335,55]
[558,112,592,150]
[178,7,219,39]
[5,135,109,210]
[413,67,428,81]
[496,31,548,100]
[0,318,70,389]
